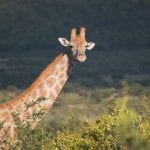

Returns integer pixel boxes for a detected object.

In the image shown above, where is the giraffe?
[0,27,95,144]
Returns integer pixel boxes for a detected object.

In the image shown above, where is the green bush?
[54,97,150,150]
[1,96,150,149]
[0,98,54,149]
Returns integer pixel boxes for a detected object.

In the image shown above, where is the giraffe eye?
[69,45,73,49]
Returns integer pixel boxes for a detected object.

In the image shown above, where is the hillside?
[0,0,150,88]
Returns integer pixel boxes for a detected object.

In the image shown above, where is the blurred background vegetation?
[0,0,150,88]
[0,0,150,149]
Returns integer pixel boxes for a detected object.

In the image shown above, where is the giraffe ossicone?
[0,27,95,144]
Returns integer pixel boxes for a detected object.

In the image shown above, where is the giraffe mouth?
[76,54,87,62]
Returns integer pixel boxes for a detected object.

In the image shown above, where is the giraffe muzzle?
[76,54,87,62]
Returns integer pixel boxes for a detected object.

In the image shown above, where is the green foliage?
[0,97,54,149]
[0,95,150,149]
[54,97,150,150]
[0,83,150,149]
[0,121,4,130]
[12,121,53,150]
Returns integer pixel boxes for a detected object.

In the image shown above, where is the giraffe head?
[58,27,95,62]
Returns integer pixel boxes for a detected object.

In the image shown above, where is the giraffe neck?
[0,51,73,140]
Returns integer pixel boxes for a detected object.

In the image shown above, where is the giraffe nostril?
[78,51,84,56]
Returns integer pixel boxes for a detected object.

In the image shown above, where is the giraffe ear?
[86,42,95,50]
[58,37,70,47]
